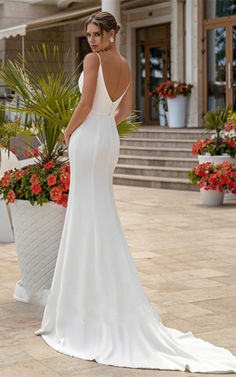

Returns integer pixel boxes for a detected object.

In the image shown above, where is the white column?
[101,0,120,50]
[185,0,203,127]
[171,0,184,81]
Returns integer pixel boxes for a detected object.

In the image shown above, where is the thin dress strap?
[95,52,130,102]
[95,52,101,64]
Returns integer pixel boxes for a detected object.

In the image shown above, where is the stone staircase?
[113,126,210,191]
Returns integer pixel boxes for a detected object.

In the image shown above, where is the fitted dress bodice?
[78,53,129,117]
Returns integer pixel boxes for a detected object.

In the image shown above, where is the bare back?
[96,51,131,103]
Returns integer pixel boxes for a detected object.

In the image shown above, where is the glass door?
[232,26,236,110]
[148,44,168,122]
[206,27,226,111]
[204,14,236,112]
[136,24,170,124]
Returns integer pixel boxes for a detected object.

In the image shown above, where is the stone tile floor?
[0,185,236,377]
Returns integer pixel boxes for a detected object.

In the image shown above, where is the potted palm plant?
[191,106,236,201]
[194,106,235,163]
[0,43,140,305]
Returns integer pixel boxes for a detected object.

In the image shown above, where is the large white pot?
[200,188,225,206]
[197,154,235,165]
[9,199,66,305]
[197,154,236,201]
[167,95,187,128]
[158,101,166,126]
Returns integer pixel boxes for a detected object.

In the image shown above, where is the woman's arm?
[64,53,99,150]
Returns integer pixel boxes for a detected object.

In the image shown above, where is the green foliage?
[0,163,70,207]
[0,43,141,169]
[0,43,82,168]
[201,105,232,140]
[117,111,141,137]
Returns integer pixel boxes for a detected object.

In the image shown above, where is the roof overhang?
[0,5,100,40]
[0,24,27,40]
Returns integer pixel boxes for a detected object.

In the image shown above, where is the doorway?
[135,23,170,124]
[204,15,236,112]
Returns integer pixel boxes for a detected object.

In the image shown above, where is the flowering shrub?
[192,136,236,157]
[226,109,236,134]
[0,159,70,207]
[155,81,193,99]
[188,161,236,193]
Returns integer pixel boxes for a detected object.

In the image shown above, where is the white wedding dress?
[35,52,236,373]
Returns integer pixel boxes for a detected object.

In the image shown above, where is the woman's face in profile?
[86,23,113,52]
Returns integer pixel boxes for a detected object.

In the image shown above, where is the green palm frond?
[0,43,82,168]
[201,105,232,140]
[117,111,141,137]
[0,42,141,169]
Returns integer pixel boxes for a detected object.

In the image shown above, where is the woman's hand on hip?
[64,129,71,151]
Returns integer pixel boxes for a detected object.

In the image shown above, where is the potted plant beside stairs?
[155,81,194,128]
[188,161,236,206]
[192,106,236,200]
[0,43,140,306]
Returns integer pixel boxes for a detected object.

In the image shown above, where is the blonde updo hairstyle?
[85,11,121,41]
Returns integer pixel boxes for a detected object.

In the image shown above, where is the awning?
[0,5,100,40]
[0,24,27,40]
[27,6,100,31]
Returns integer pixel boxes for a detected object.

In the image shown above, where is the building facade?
[0,0,235,128]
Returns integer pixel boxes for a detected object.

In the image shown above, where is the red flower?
[47,175,57,186]
[31,183,42,195]
[58,182,66,192]
[44,161,54,170]
[29,174,40,184]
[15,169,24,181]
[7,190,16,203]
[31,148,40,157]
[61,193,68,207]
[224,122,234,132]
[1,172,12,187]
[24,151,31,158]
[50,186,62,201]
[59,172,70,185]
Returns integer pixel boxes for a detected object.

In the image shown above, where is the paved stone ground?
[0,185,236,377]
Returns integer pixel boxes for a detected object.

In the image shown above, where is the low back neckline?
[95,52,130,104]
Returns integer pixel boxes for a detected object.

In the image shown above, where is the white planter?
[197,154,235,165]
[165,111,169,126]
[200,188,225,206]
[158,101,166,126]
[197,155,236,201]
[167,95,187,128]
[9,199,66,305]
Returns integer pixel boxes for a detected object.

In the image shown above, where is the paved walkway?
[0,185,236,377]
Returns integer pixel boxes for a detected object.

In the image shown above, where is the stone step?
[118,155,198,168]
[119,146,193,158]
[115,164,191,179]
[113,173,198,191]
[120,138,195,149]
[128,128,211,140]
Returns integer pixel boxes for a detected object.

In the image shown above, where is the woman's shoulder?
[83,52,100,70]
[84,52,98,62]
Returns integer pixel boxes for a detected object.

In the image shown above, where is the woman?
[35,11,236,373]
